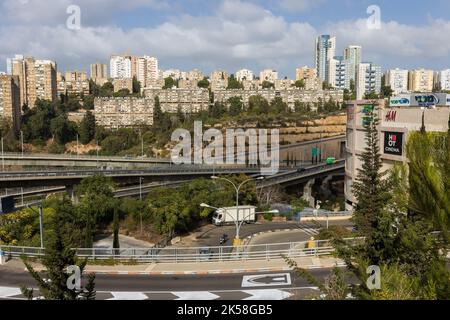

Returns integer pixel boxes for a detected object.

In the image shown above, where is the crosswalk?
[298,223,320,237]
[0,286,294,300]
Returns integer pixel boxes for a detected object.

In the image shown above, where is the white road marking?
[109,292,148,300]
[172,291,220,300]
[0,286,21,298]
[243,289,292,300]
[242,273,291,288]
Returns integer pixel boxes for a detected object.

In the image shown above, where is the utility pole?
[140,129,144,157]
[20,130,24,157]
[1,136,4,171]
[39,205,44,248]
[139,177,144,235]
[76,134,79,156]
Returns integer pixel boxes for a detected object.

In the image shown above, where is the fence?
[0,238,364,264]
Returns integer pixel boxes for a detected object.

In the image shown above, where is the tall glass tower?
[315,35,336,83]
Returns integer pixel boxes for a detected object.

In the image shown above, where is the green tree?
[261,81,274,89]
[227,75,244,89]
[228,97,243,116]
[132,76,141,94]
[163,77,177,89]
[21,214,96,300]
[270,97,289,114]
[294,80,305,89]
[50,114,76,145]
[248,95,269,115]
[78,111,96,144]
[197,78,210,89]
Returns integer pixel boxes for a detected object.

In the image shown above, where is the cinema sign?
[384,132,403,156]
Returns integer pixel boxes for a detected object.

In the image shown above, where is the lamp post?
[76,134,79,156]
[27,202,44,248]
[139,129,144,157]
[210,176,264,255]
[200,203,278,254]
[1,136,4,171]
[139,177,144,235]
[20,130,24,157]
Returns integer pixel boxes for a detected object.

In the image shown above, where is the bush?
[317,225,352,240]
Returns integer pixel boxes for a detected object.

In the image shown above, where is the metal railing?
[0,238,364,263]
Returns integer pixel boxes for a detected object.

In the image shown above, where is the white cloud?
[279,0,327,12]
[1,0,450,76]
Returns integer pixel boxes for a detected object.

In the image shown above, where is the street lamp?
[209,175,265,255]
[139,177,144,235]
[26,202,44,248]
[20,130,24,157]
[1,136,4,171]
[200,203,278,251]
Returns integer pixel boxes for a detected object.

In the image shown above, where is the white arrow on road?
[242,273,291,288]
[109,292,148,300]
[172,291,220,300]
[243,289,292,300]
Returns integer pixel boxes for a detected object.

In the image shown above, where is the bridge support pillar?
[66,186,78,204]
[302,179,315,208]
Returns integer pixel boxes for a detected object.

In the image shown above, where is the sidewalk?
[2,256,345,276]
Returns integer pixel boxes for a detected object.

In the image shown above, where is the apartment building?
[90,63,108,85]
[236,69,254,82]
[143,88,210,113]
[186,69,204,82]
[163,69,182,80]
[94,97,155,129]
[112,78,133,93]
[343,45,362,82]
[328,56,351,90]
[110,55,132,79]
[178,79,199,90]
[210,70,229,91]
[356,62,381,100]
[274,79,294,90]
[57,71,90,97]
[0,74,21,133]
[213,89,343,111]
[408,69,434,92]
[11,56,57,108]
[315,35,336,83]
[438,69,450,91]
[386,68,409,95]
[259,69,278,83]
[295,66,317,81]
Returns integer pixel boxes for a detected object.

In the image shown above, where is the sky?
[1,0,450,78]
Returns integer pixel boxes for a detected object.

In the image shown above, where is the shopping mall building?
[344,93,450,211]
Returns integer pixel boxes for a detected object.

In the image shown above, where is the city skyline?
[1,0,450,78]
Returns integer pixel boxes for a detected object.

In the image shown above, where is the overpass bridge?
[0,135,346,170]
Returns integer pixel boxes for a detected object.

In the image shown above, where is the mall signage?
[384,132,403,156]
[390,93,450,107]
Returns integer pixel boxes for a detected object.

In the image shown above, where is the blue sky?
[1,0,450,78]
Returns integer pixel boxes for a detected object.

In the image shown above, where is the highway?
[0,267,344,300]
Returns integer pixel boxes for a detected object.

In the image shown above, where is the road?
[0,267,344,300]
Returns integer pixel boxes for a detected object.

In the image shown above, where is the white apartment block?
[408,69,434,92]
[163,69,182,80]
[110,55,132,79]
[356,62,381,100]
[143,88,210,113]
[439,69,450,91]
[386,68,409,95]
[259,69,278,83]
[343,45,362,82]
[94,97,155,129]
[315,35,336,83]
[327,56,350,90]
[235,69,254,82]
[145,56,159,82]
[213,89,343,111]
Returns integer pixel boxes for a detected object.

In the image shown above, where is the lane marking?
[242,273,291,288]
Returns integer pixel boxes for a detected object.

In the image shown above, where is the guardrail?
[0,238,364,263]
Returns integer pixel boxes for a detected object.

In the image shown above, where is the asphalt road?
[0,267,345,300]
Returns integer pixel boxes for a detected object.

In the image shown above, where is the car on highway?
[297,167,307,173]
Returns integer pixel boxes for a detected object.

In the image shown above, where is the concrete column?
[302,179,315,207]
[66,185,78,204]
